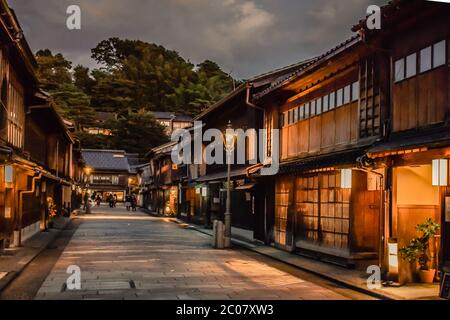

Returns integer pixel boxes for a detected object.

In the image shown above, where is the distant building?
[84,112,116,136]
[151,112,193,135]
[81,149,138,202]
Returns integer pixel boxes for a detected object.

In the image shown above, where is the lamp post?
[84,167,92,214]
[224,121,236,248]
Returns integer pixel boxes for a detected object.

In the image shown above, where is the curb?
[0,217,73,294]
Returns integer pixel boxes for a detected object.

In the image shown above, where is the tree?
[89,38,237,116]
[50,83,96,131]
[73,65,95,95]
[35,39,238,158]
[35,49,72,92]
[106,111,169,157]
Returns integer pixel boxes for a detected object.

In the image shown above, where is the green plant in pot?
[399,218,440,284]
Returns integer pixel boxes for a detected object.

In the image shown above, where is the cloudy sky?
[9,0,386,79]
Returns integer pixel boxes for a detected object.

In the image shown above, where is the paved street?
[35,205,352,300]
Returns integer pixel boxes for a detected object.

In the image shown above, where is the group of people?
[88,192,138,211]
[125,194,138,212]
[105,193,118,208]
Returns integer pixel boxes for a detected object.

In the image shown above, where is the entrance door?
[392,165,441,284]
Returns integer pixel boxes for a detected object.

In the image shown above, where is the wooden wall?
[391,15,450,133]
[281,102,359,160]
[393,67,448,132]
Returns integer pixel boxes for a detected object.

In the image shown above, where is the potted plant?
[399,218,440,283]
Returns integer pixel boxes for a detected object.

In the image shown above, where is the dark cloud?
[9,0,387,78]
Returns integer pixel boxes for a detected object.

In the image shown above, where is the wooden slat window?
[295,175,319,243]
[294,171,350,250]
[275,177,292,246]
[7,71,25,149]
[359,57,381,138]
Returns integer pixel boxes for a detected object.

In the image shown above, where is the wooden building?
[246,0,450,286]
[0,1,79,249]
[175,63,313,238]
[352,0,450,284]
[152,112,193,136]
[81,149,137,202]
[140,142,184,216]
[252,33,387,267]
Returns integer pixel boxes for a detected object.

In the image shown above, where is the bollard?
[212,220,225,249]
[212,220,218,248]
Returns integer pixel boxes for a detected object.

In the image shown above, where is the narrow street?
[2,204,373,300]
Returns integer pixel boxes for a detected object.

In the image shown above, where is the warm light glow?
[84,167,92,175]
[224,121,236,153]
[340,169,352,189]
[388,243,399,270]
[432,159,448,186]
[4,165,13,183]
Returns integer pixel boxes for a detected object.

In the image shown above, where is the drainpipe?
[245,83,265,113]
[16,169,43,247]
[356,156,386,273]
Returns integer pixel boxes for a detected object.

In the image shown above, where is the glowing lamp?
[224,121,237,153]
[340,169,352,189]
[432,159,448,186]
[4,165,13,183]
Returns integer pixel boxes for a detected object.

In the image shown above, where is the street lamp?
[224,121,236,248]
[83,167,92,214]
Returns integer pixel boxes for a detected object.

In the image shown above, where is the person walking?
[96,195,101,207]
[131,194,137,212]
[113,194,118,208]
[83,192,91,213]
[108,193,114,208]
[125,194,131,211]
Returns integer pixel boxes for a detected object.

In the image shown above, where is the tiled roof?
[82,149,131,172]
[253,35,361,101]
[152,112,193,122]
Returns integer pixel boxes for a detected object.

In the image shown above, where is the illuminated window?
[336,88,343,107]
[7,78,24,149]
[406,53,417,78]
[433,40,446,68]
[323,94,329,112]
[343,85,351,105]
[304,102,310,118]
[352,81,359,101]
[395,58,405,82]
[420,46,432,72]
[310,100,316,117]
[329,91,336,109]
[299,105,305,120]
[316,98,322,114]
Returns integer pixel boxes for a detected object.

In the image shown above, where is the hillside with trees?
[35,38,238,157]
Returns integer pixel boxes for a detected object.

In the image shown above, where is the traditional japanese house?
[251,31,391,267]
[353,0,450,285]
[25,93,77,228]
[152,112,193,136]
[184,63,314,239]
[143,142,184,216]
[0,1,78,249]
[81,149,137,202]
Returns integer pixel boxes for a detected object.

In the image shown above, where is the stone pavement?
[179,220,441,300]
[36,204,348,300]
[0,216,71,292]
